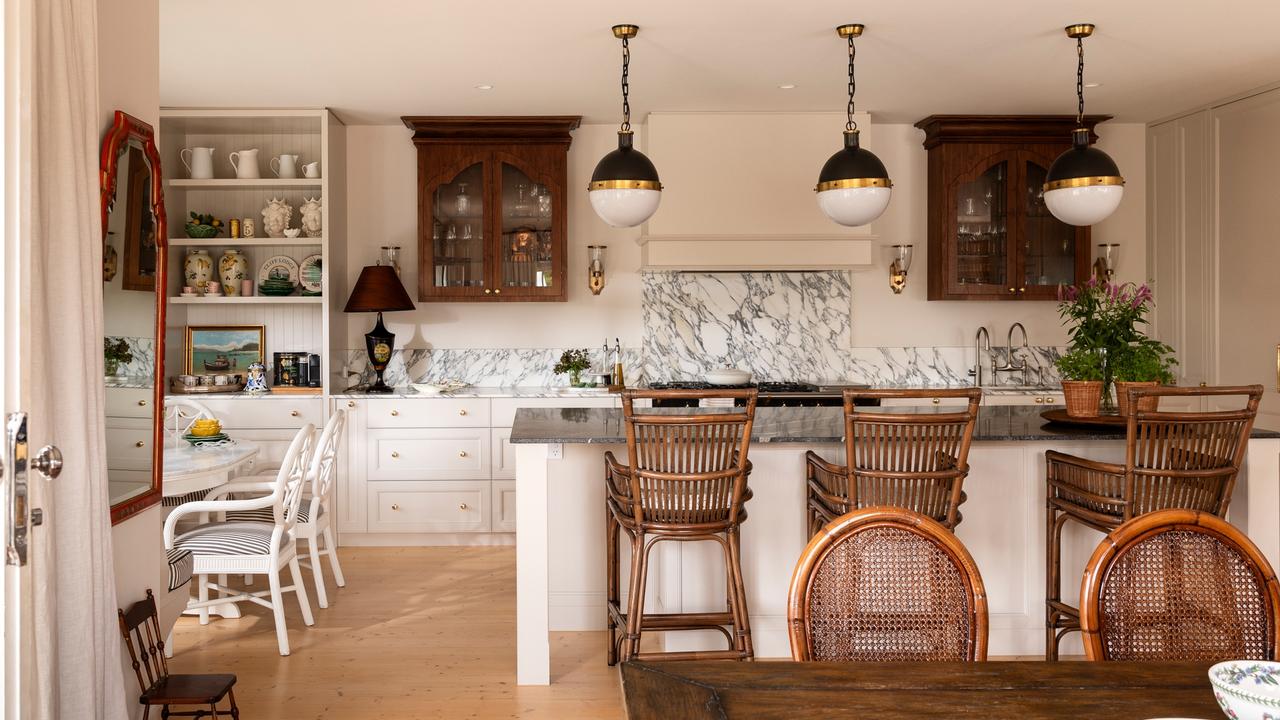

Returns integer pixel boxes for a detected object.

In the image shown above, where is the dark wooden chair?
[806,388,982,537]
[1046,384,1263,659]
[606,388,757,664]
[787,506,988,662]
[1080,509,1280,661]
[119,589,238,719]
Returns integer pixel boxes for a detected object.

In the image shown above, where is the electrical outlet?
[548,443,563,460]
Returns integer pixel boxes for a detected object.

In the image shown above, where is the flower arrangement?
[104,337,133,376]
[554,349,592,387]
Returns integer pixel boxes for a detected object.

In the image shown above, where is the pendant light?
[1043,23,1125,226]
[815,24,892,227]
[588,24,662,228]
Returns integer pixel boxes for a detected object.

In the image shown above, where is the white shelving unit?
[159,108,347,403]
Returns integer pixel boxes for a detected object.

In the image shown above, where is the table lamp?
[344,265,415,393]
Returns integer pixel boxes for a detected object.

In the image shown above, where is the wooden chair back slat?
[788,507,988,662]
[1080,509,1280,661]
[118,589,169,694]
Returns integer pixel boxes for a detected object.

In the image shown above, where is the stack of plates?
[183,432,229,445]
[259,278,296,296]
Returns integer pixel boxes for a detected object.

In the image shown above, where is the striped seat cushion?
[225,503,321,524]
[166,548,194,591]
[174,522,284,557]
[162,488,210,507]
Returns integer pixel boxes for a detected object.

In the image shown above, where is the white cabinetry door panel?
[490,396,618,427]
[335,399,367,534]
[366,398,491,428]
[492,480,516,532]
[367,428,491,480]
[367,481,490,533]
[106,387,154,418]
[493,428,515,480]
[106,419,153,471]
[879,396,970,408]
[233,428,305,472]
[984,394,1062,407]
[198,397,323,429]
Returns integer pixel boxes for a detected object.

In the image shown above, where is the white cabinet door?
[492,427,515,480]
[366,480,490,533]
[366,428,491,480]
[492,480,516,532]
[334,398,367,534]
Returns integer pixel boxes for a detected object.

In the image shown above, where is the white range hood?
[638,112,877,271]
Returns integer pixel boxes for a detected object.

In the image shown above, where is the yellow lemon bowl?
[189,420,222,437]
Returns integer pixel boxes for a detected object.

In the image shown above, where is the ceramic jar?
[219,249,249,296]
[183,249,213,292]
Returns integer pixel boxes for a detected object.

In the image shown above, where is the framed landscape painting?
[184,325,265,376]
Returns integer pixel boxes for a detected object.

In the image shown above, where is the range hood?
[638,112,877,271]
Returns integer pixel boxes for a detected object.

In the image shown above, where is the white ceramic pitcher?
[302,161,321,178]
[229,148,261,179]
[271,154,300,179]
[179,147,215,179]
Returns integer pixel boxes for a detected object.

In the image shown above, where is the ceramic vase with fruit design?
[184,249,213,292]
[219,249,249,296]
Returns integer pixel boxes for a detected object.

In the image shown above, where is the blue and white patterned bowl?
[1209,661,1280,719]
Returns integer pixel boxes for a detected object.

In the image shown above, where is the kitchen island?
[509,404,1280,684]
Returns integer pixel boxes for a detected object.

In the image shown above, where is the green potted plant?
[1056,279,1159,412]
[104,337,133,377]
[1111,341,1178,416]
[554,348,591,388]
[1054,347,1105,417]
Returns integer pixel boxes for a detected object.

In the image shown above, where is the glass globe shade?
[816,186,892,227]
[1043,184,1124,227]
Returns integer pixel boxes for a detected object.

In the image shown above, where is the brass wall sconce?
[588,245,608,295]
[1095,243,1120,280]
[889,244,913,294]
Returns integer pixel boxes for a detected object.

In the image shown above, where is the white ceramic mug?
[271,154,299,178]
[180,147,215,179]
[302,161,321,178]
[228,148,260,179]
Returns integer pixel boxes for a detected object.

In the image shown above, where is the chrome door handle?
[31,444,62,479]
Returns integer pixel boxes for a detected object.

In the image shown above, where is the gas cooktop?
[643,381,877,407]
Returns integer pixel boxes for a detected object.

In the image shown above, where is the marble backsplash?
[104,336,155,379]
[340,347,647,391]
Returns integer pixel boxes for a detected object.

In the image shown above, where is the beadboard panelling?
[182,303,323,368]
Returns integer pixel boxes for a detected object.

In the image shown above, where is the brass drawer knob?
[137,399,148,406]
[458,450,468,458]
[931,398,941,405]
[484,289,492,295]
[290,410,299,417]
[390,409,399,416]
[1018,287,1026,293]
[135,441,145,448]
[391,503,400,511]
[494,289,501,295]
[459,503,469,510]
[1008,288,1015,293]
[1199,382,1208,387]
[390,451,400,459]
[347,400,356,408]
[458,409,468,416]
[1034,397,1044,404]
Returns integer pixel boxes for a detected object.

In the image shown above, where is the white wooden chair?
[163,423,317,656]
[227,409,348,608]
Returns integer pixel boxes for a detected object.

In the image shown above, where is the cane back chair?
[788,507,989,662]
[1080,509,1280,662]
[807,388,982,537]
[1046,384,1263,659]
[606,388,757,664]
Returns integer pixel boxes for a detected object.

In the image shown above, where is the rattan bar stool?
[1045,384,1263,660]
[605,388,758,665]
[806,388,982,537]
[1080,509,1280,661]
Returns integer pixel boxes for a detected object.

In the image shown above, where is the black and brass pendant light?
[588,24,662,228]
[1043,23,1125,226]
[816,24,892,227]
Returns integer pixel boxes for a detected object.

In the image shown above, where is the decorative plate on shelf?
[257,255,299,285]
[299,254,323,294]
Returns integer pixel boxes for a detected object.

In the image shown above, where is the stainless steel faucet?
[992,322,1032,386]
[969,327,991,387]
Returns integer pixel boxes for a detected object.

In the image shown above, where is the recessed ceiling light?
[1084,82,1102,88]
[475,84,494,90]
[778,84,797,90]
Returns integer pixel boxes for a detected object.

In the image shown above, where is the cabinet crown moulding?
[401,116,583,145]
[914,115,1113,149]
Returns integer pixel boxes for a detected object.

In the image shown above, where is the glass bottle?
[380,246,402,276]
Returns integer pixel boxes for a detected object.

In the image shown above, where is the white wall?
[345,119,1146,352]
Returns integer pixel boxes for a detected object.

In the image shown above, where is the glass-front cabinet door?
[1019,154,1085,298]
[425,159,487,298]
[497,160,560,297]
[947,158,1012,296]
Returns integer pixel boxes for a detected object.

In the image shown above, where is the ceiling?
[160,0,1280,125]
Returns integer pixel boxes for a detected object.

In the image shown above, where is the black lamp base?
[364,312,396,394]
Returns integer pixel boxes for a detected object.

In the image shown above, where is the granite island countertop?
[509,404,1280,445]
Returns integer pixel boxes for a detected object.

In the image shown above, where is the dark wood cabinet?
[915,115,1110,301]
[403,116,581,302]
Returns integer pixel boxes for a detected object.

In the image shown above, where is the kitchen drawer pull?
[134,441,145,448]
[931,398,940,405]
[290,410,299,417]
[459,503,469,510]
[494,289,501,295]
[1034,397,1044,404]
[391,503,400,511]
[390,451,400,459]
[1008,287,1015,294]
[390,409,399,416]
[458,450,468,458]
[458,409,468,416]
[1018,287,1026,293]
[484,289,492,295]
[347,400,356,408]
[137,399,148,407]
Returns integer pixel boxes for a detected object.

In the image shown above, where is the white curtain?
[25,0,129,716]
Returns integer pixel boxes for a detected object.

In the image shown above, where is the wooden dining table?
[621,660,1224,719]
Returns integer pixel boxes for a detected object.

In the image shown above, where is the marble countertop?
[329,386,618,399]
[509,404,1280,445]
[105,376,154,389]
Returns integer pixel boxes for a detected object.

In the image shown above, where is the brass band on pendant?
[815,177,893,192]
[1042,175,1124,192]
[588,179,663,191]
[1065,23,1095,39]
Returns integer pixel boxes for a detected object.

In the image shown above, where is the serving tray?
[1040,408,1126,429]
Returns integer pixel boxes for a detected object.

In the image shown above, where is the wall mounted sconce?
[889,244,913,294]
[1095,243,1119,280]
[588,245,608,295]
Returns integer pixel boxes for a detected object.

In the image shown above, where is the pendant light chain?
[1075,36,1085,127]
[620,35,632,133]
[846,35,858,132]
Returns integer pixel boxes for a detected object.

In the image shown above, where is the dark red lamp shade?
[343,265,415,313]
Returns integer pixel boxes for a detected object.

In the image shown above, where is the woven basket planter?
[1115,381,1159,416]
[1062,380,1103,417]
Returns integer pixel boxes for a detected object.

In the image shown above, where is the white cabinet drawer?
[198,398,323,429]
[492,428,515,480]
[492,480,515,532]
[366,398,490,428]
[367,481,490,533]
[984,394,1062,407]
[491,396,617,427]
[879,397,972,408]
[106,422,153,471]
[106,387,154,419]
[367,429,491,480]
